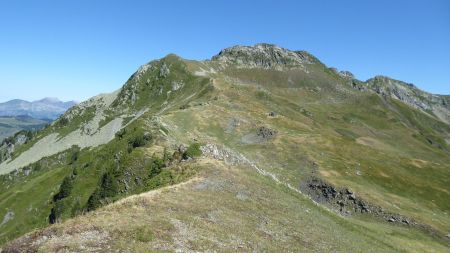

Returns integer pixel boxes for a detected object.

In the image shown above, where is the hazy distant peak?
[35,97,62,103]
[0,98,77,120]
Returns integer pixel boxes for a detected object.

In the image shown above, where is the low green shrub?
[183,143,202,159]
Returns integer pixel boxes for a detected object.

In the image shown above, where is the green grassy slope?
[182,63,449,233]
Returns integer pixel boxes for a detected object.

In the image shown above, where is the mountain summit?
[0,44,449,252]
[212,43,318,69]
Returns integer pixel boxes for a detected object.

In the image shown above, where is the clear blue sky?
[0,0,449,102]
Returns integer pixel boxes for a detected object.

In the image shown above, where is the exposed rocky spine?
[211,43,317,69]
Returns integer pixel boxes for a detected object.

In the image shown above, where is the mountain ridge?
[214,44,448,91]
[211,44,450,123]
[0,44,449,252]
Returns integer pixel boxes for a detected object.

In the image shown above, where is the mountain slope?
[0,44,449,251]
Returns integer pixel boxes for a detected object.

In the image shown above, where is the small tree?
[99,172,118,198]
[128,132,152,148]
[25,130,33,141]
[163,147,171,163]
[115,128,127,139]
[149,157,164,178]
[49,201,65,224]
[53,176,73,201]
[86,189,102,211]
[71,149,80,164]
[71,198,82,217]
[86,171,119,212]
[58,117,69,126]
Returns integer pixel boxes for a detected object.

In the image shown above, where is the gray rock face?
[212,43,316,69]
[329,68,355,79]
[256,126,277,139]
[159,63,170,78]
[0,133,33,163]
[339,71,355,79]
[201,143,246,166]
[0,98,76,120]
[0,210,14,227]
[365,76,450,123]
[15,134,28,145]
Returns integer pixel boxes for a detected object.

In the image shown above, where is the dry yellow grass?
[4,158,448,252]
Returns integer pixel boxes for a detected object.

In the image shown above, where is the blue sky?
[0,0,449,102]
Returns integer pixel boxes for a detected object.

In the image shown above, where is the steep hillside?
[1,44,449,252]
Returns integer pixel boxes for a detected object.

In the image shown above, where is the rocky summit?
[212,43,317,69]
[0,44,449,252]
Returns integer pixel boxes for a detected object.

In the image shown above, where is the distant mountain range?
[0,98,76,141]
[0,98,77,120]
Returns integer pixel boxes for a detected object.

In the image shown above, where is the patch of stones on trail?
[200,144,246,166]
[241,126,278,144]
[300,177,444,237]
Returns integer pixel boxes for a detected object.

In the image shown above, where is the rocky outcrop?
[301,178,374,215]
[338,70,355,79]
[0,210,14,227]
[256,126,277,140]
[0,132,32,164]
[299,177,441,235]
[241,126,278,144]
[212,43,316,69]
[329,68,355,79]
[201,143,246,166]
